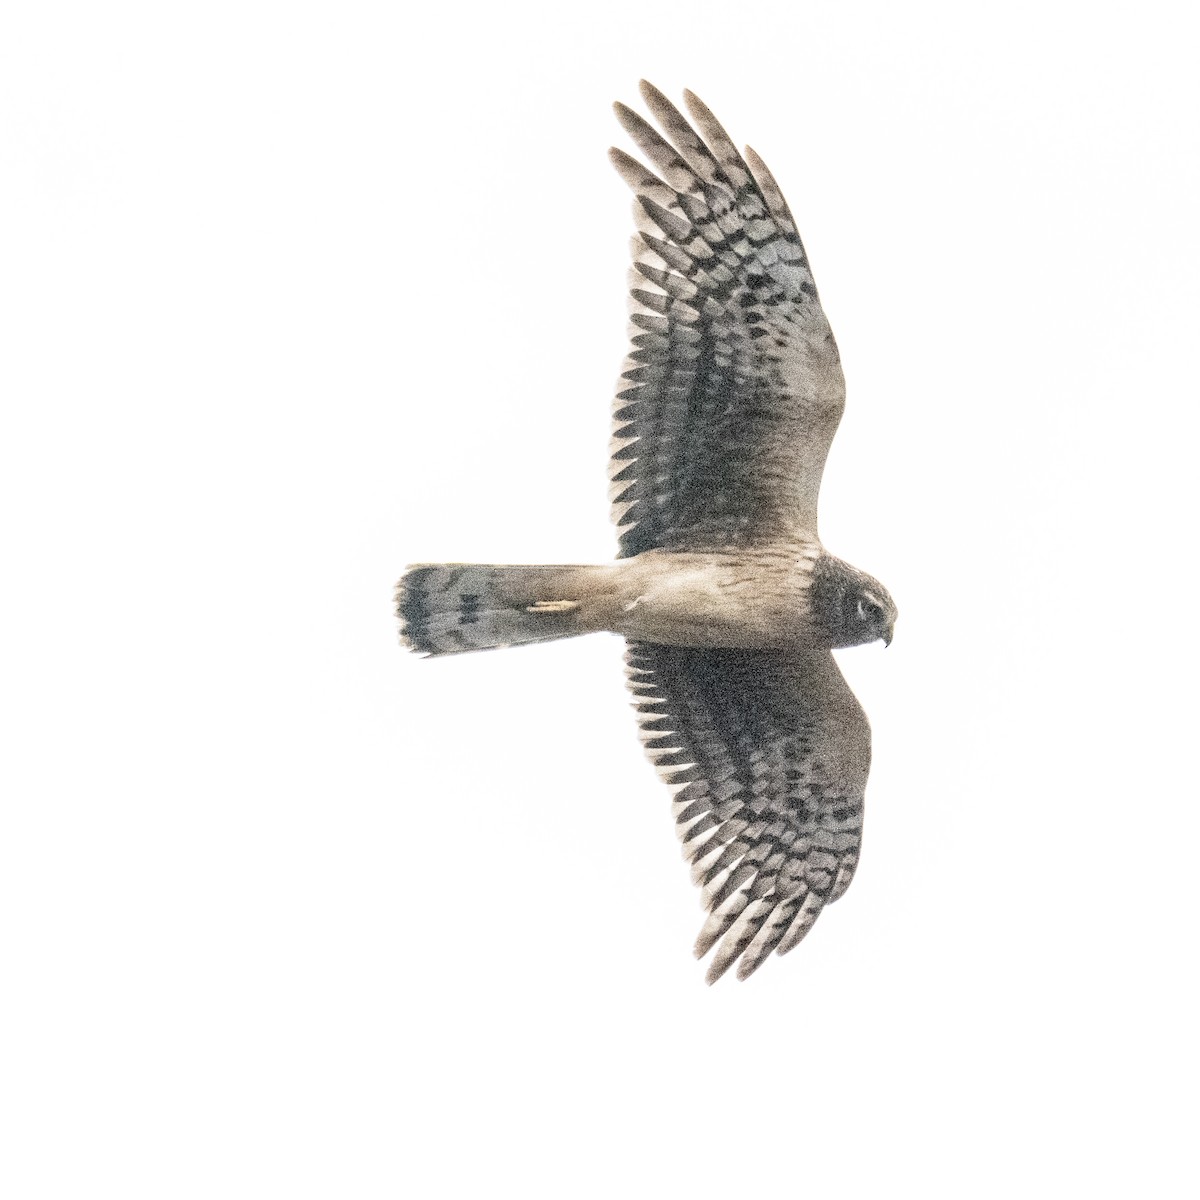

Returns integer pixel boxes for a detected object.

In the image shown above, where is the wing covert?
[609,82,847,557]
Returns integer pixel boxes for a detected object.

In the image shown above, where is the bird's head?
[811,555,898,649]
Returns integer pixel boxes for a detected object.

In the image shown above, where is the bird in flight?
[397,82,897,983]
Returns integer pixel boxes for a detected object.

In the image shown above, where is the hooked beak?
[882,623,895,648]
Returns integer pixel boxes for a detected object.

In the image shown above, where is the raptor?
[397,82,897,983]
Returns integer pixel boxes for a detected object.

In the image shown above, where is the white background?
[3,2,1198,1196]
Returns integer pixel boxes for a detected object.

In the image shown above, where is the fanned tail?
[396,564,597,656]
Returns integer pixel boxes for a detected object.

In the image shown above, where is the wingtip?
[682,88,708,119]
[693,934,722,985]
[735,957,761,983]
[704,956,734,986]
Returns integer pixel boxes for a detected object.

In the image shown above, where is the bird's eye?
[856,597,882,623]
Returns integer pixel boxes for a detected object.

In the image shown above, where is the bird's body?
[397,83,897,982]
[403,546,825,651]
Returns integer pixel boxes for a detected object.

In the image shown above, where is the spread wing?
[608,82,846,559]
[625,642,870,983]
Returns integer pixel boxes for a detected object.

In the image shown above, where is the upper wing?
[609,82,846,558]
[625,642,870,983]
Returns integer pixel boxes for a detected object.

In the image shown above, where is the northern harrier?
[397,83,897,983]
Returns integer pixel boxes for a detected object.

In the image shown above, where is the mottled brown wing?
[625,642,870,983]
[609,82,846,558]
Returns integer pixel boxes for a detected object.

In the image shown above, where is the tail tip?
[395,566,436,655]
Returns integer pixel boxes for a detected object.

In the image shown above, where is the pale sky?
[3,2,1198,1197]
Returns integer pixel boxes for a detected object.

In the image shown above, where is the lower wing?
[625,642,871,982]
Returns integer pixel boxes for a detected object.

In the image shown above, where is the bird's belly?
[608,555,812,649]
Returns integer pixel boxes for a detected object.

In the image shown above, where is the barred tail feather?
[396,564,597,656]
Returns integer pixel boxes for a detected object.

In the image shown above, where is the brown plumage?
[397,82,897,983]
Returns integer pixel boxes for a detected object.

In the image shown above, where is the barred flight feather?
[625,642,869,984]
[609,81,846,559]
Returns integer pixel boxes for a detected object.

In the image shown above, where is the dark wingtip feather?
[637,196,690,241]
